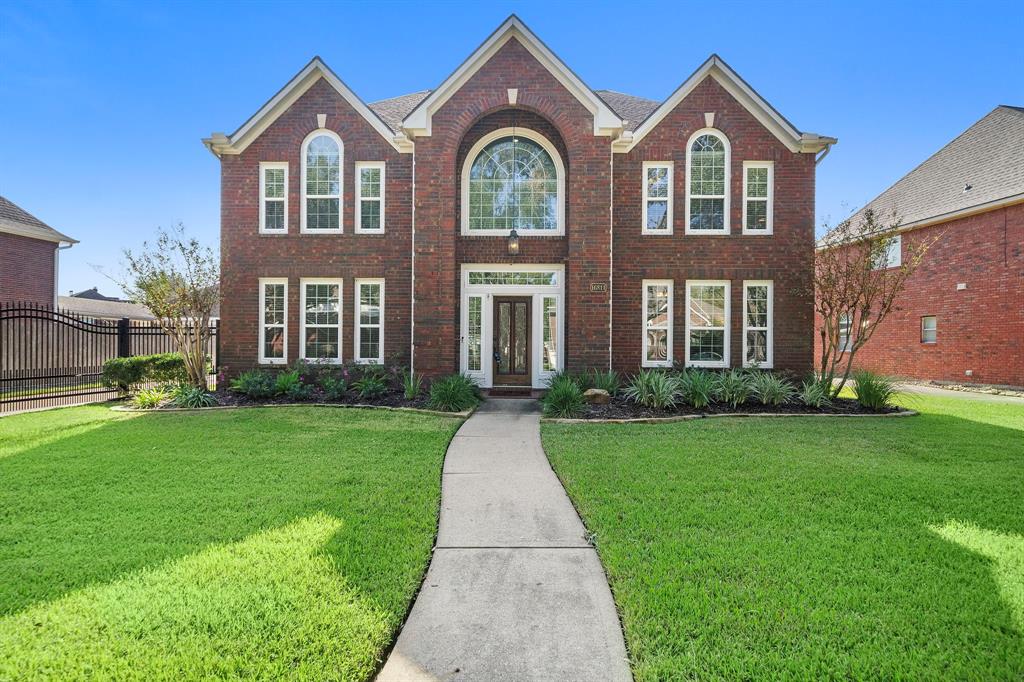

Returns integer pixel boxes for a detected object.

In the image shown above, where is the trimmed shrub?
[170,384,218,408]
[584,369,620,396]
[800,378,832,409]
[319,374,349,400]
[132,386,172,409]
[542,373,585,418]
[427,374,481,412]
[715,369,754,408]
[852,370,898,410]
[623,369,681,409]
[352,373,388,400]
[751,372,797,406]
[678,369,716,409]
[102,353,187,391]
[229,370,276,399]
[402,368,423,400]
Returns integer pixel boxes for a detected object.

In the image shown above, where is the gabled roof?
[203,57,413,157]
[844,105,1024,232]
[595,91,660,132]
[613,54,835,154]
[369,90,432,132]
[401,15,624,137]
[0,195,76,245]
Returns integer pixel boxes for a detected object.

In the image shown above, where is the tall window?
[355,162,384,233]
[742,161,772,234]
[302,131,342,232]
[542,296,559,372]
[300,279,341,363]
[642,280,673,367]
[466,296,483,372]
[259,162,288,233]
[259,278,287,364]
[686,131,730,234]
[838,313,852,352]
[642,162,673,234]
[921,316,937,344]
[743,281,772,367]
[463,128,564,235]
[686,281,730,367]
[355,279,384,364]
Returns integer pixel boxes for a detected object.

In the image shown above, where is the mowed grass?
[542,394,1024,679]
[0,404,461,681]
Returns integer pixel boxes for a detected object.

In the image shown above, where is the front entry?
[492,296,531,385]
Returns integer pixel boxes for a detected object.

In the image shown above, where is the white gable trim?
[402,15,623,138]
[612,55,836,154]
[203,58,413,157]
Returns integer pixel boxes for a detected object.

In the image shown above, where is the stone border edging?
[542,409,918,424]
[111,402,475,419]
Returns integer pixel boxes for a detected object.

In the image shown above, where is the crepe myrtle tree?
[813,208,939,398]
[114,224,219,390]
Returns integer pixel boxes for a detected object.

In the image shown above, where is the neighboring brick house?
[816,105,1024,388]
[204,16,835,387]
[0,196,77,307]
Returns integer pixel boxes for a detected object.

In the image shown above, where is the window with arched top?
[462,128,565,235]
[686,130,730,234]
[301,131,342,232]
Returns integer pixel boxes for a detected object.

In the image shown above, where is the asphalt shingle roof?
[368,90,432,132]
[0,195,76,243]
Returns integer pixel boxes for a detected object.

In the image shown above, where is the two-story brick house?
[204,16,835,388]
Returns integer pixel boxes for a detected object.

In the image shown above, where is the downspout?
[410,147,416,374]
[608,145,614,371]
[54,242,73,308]
[815,143,833,166]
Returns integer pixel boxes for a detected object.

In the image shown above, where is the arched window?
[686,129,730,234]
[462,128,564,234]
[301,131,342,232]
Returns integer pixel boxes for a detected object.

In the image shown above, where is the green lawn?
[0,404,460,681]
[542,394,1024,680]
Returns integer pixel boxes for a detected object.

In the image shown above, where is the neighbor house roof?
[845,105,1024,232]
[70,287,122,302]
[58,295,155,320]
[0,196,77,245]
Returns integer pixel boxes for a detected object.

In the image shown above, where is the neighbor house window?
[874,234,902,269]
[300,279,342,363]
[542,296,559,372]
[466,295,483,372]
[921,315,937,344]
[355,162,384,233]
[462,128,564,234]
[642,162,673,233]
[259,278,287,364]
[355,279,384,364]
[642,280,673,367]
[301,131,342,232]
[743,281,773,367]
[686,281,730,367]
[686,130,730,234]
[742,161,772,234]
[838,313,852,352]
[259,162,288,233]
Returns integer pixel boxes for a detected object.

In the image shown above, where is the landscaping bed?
[567,393,898,420]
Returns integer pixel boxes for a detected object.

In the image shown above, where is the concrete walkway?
[377,399,631,682]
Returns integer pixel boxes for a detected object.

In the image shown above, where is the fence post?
[117,318,131,357]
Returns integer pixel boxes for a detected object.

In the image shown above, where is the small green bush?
[132,386,172,409]
[353,373,389,400]
[714,369,754,408]
[170,384,218,408]
[273,370,302,396]
[427,374,481,412]
[402,369,423,400]
[102,353,187,391]
[852,370,898,410]
[542,373,585,418]
[284,382,314,401]
[623,369,681,409]
[751,372,797,406]
[800,378,832,409]
[229,370,276,398]
[319,374,349,400]
[678,369,716,409]
[584,369,620,396]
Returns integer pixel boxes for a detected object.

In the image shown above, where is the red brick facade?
[815,203,1024,388]
[215,31,824,384]
[0,232,56,305]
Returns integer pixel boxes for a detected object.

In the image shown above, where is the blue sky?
[2,0,1021,297]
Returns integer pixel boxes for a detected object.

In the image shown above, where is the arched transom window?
[302,131,342,232]
[686,130,730,233]
[463,128,564,234]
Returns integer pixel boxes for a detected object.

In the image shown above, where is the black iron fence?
[0,302,218,414]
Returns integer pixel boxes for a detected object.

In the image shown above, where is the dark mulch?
[211,387,433,410]
[573,395,898,420]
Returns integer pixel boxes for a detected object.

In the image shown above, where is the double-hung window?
[686,130,730,234]
[259,162,288,233]
[355,162,385,233]
[742,161,772,234]
[355,279,384,364]
[742,281,773,367]
[259,278,287,364]
[874,234,902,269]
[838,313,853,352]
[642,162,673,234]
[921,316,937,344]
[686,281,730,367]
[300,279,342,363]
[301,131,342,233]
[642,280,673,367]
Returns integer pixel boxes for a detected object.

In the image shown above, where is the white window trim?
[642,279,674,367]
[742,280,773,368]
[298,278,343,364]
[685,128,731,235]
[259,162,288,234]
[685,279,731,368]
[642,161,673,235]
[460,127,566,236]
[921,315,937,344]
[874,234,902,269]
[258,277,288,365]
[741,161,773,235]
[300,129,344,234]
[354,278,385,364]
[355,161,385,233]
[839,313,852,352]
